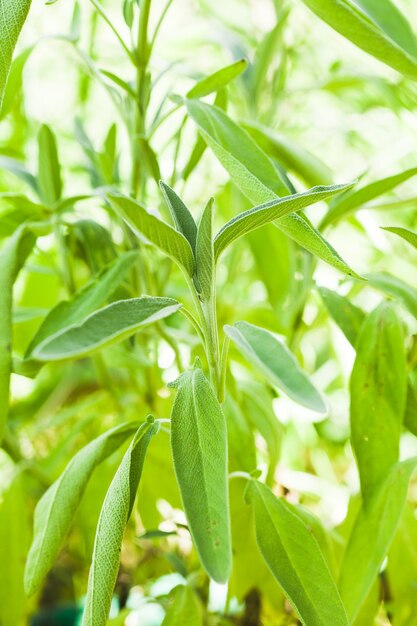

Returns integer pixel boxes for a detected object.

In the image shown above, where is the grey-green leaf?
[319,287,365,346]
[25,251,138,357]
[350,302,407,502]
[82,419,158,626]
[245,480,349,626]
[31,296,181,361]
[37,125,62,205]
[339,457,417,622]
[225,321,327,413]
[24,422,139,596]
[108,193,195,276]
[301,0,417,80]
[195,198,215,300]
[159,181,197,254]
[162,585,203,626]
[186,58,248,99]
[367,272,417,321]
[383,226,417,251]
[214,182,354,261]
[0,0,32,109]
[170,367,231,583]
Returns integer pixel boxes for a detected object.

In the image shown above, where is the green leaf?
[82,419,158,626]
[243,121,334,187]
[24,421,139,596]
[108,193,195,276]
[162,584,203,626]
[367,272,417,321]
[301,0,417,80]
[245,480,349,626]
[195,198,215,300]
[170,367,231,583]
[31,296,181,361]
[0,45,34,120]
[185,99,358,277]
[322,167,417,227]
[214,182,354,261]
[319,287,365,346]
[225,321,327,413]
[37,125,62,205]
[383,225,417,251]
[0,226,36,443]
[186,58,248,99]
[0,0,32,109]
[339,457,417,622]
[25,251,138,357]
[350,302,407,502]
[159,181,197,254]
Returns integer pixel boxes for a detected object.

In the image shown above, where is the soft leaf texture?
[159,181,197,253]
[322,167,417,227]
[246,480,349,626]
[383,225,417,251]
[37,125,62,205]
[0,226,35,442]
[350,302,407,501]
[31,296,181,361]
[170,367,231,583]
[162,585,203,626]
[319,287,365,346]
[195,198,215,299]
[25,251,138,357]
[185,98,358,276]
[82,419,158,626]
[0,0,32,108]
[339,458,417,622]
[367,272,417,321]
[108,193,195,275]
[301,0,417,79]
[214,182,354,260]
[24,422,139,596]
[186,58,248,98]
[225,321,327,413]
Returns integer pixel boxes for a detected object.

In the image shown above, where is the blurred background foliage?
[2,0,417,624]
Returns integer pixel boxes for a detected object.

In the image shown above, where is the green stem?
[88,0,136,64]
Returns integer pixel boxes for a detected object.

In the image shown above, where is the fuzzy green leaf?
[108,193,195,275]
[367,272,417,321]
[301,0,417,79]
[159,181,197,254]
[383,225,417,251]
[162,585,203,626]
[225,321,327,413]
[246,480,349,626]
[82,419,158,626]
[339,458,417,622]
[31,296,181,361]
[319,287,365,346]
[350,302,407,502]
[195,198,215,300]
[37,125,62,205]
[0,0,32,109]
[186,58,248,99]
[24,422,139,596]
[170,367,231,583]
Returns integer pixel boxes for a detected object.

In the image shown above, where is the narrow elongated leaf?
[162,585,203,626]
[0,0,32,108]
[322,167,417,227]
[24,422,139,596]
[246,480,349,626]
[82,419,158,626]
[319,287,365,346]
[25,251,138,357]
[350,302,407,502]
[301,0,417,80]
[367,272,417,321]
[187,58,248,99]
[31,296,181,361]
[195,198,214,299]
[159,181,197,253]
[185,99,358,277]
[339,458,417,622]
[37,125,62,205]
[225,321,327,413]
[108,193,195,275]
[170,367,231,583]
[243,121,334,187]
[0,226,35,443]
[383,225,417,251]
[214,182,354,261]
